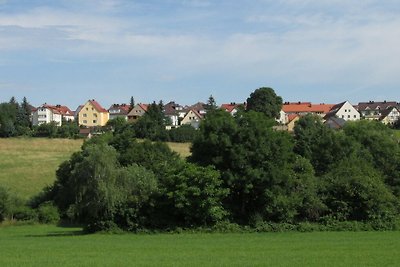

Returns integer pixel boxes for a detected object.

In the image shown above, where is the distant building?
[127,103,148,122]
[357,101,400,120]
[324,101,360,121]
[164,101,184,127]
[379,106,400,125]
[108,103,131,121]
[77,99,109,127]
[221,103,243,116]
[32,104,74,126]
[282,102,334,118]
[181,109,203,129]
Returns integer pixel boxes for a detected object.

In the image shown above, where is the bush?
[37,202,60,224]
[168,125,198,142]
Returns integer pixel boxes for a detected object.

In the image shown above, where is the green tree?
[293,114,362,176]
[133,102,168,141]
[343,120,400,196]
[129,96,135,112]
[205,95,217,112]
[246,87,283,119]
[321,156,398,223]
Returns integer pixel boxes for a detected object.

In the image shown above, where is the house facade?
[127,103,148,122]
[181,109,203,129]
[32,104,74,126]
[164,101,184,127]
[324,101,360,121]
[108,104,131,121]
[379,107,400,125]
[77,99,109,127]
[357,101,399,120]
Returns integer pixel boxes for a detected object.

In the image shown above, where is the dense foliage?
[0,97,32,137]
[8,88,400,232]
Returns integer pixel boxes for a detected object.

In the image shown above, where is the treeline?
[0,97,80,139]
[13,88,397,233]
[107,101,199,143]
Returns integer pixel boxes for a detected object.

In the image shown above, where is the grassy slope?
[0,138,83,199]
[0,138,191,199]
[0,225,399,266]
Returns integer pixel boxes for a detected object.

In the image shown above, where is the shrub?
[37,202,60,224]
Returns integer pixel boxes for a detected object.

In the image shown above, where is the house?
[127,103,148,122]
[277,110,288,125]
[221,103,242,116]
[164,101,183,127]
[77,99,109,127]
[32,104,74,126]
[190,102,207,117]
[286,114,300,132]
[379,106,400,125]
[181,109,203,129]
[324,117,347,130]
[32,104,62,126]
[357,101,399,120]
[282,102,335,118]
[324,101,360,121]
[108,103,131,121]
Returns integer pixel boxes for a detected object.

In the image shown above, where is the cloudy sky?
[0,0,399,109]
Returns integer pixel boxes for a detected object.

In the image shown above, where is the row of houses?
[30,99,400,131]
[278,100,400,131]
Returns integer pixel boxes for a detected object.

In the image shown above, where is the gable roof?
[38,104,74,116]
[184,109,203,119]
[164,101,182,116]
[282,102,334,114]
[325,117,346,129]
[287,114,299,123]
[380,106,399,120]
[108,103,131,115]
[88,99,108,113]
[221,103,240,113]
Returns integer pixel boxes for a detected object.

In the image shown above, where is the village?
[31,98,400,133]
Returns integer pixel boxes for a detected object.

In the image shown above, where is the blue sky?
[0,0,399,109]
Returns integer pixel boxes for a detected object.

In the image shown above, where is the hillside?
[0,138,191,199]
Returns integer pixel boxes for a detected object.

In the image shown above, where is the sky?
[0,0,399,109]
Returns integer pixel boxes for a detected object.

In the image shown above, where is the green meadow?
[1,137,399,266]
[0,225,399,266]
[0,138,191,199]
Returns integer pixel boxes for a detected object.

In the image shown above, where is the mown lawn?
[0,138,191,199]
[0,225,399,266]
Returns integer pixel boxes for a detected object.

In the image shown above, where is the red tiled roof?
[282,103,334,114]
[40,104,73,116]
[221,104,238,113]
[89,99,108,113]
[288,114,299,123]
[138,103,148,112]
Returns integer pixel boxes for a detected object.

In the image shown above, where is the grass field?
[0,138,191,199]
[0,225,399,266]
[0,138,83,199]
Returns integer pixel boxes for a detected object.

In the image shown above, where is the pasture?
[0,225,399,266]
[0,138,191,199]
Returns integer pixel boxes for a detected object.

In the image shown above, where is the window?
[83,113,87,117]
[348,115,350,118]
[93,113,98,118]
[342,115,345,119]
[83,120,87,123]
[354,115,357,118]
[93,120,97,123]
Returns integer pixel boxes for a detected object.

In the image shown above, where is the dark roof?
[164,101,181,116]
[324,101,347,119]
[357,101,398,111]
[324,117,346,129]
[108,103,131,115]
[379,106,399,120]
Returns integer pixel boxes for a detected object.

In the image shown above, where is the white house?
[324,101,360,121]
[380,106,400,125]
[32,105,63,126]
